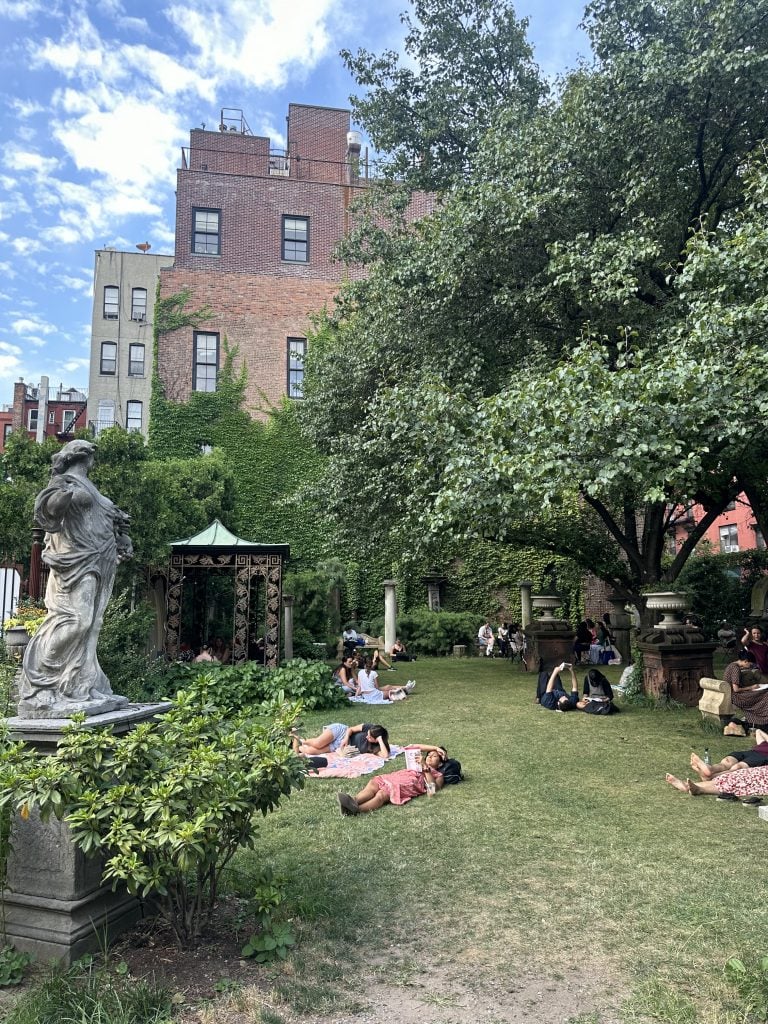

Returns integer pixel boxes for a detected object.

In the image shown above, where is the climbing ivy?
[149,292,585,624]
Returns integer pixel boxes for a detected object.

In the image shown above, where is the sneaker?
[716,792,739,802]
[741,796,763,805]
[404,680,416,694]
[337,792,359,816]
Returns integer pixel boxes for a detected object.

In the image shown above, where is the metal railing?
[180,146,382,186]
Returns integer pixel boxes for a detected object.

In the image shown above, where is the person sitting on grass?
[539,663,579,712]
[351,656,414,703]
[293,723,390,758]
[726,648,768,731]
[391,638,415,662]
[577,668,618,715]
[337,745,448,815]
[332,656,358,696]
[371,648,394,672]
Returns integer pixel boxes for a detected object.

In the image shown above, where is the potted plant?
[3,599,47,657]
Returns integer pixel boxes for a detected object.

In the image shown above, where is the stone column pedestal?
[607,597,633,666]
[383,580,397,654]
[282,595,294,662]
[524,598,572,672]
[637,631,716,707]
[519,581,534,629]
[2,703,170,964]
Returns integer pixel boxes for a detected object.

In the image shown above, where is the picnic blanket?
[312,745,403,779]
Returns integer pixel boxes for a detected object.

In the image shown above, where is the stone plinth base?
[2,703,170,963]
[525,620,574,673]
[452,645,466,658]
[637,635,716,707]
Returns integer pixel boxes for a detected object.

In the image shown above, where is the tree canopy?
[301,0,768,605]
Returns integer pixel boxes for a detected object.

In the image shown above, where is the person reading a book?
[576,668,617,715]
[539,663,579,712]
[337,745,447,815]
[726,648,768,731]
[293,723,390,758]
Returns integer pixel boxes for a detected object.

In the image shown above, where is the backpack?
[441,758,464,785]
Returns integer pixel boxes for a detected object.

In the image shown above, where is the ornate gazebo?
[164,520,289,667]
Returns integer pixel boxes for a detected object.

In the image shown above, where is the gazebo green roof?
[170,519,290,557]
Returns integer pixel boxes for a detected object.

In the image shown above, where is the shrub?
[368,609,481,656]
[148,658,347,712]
[0,675,306,949]
[96,590,161,702]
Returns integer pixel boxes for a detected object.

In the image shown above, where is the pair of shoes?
[404,680,416,694]
[337,792,359,816]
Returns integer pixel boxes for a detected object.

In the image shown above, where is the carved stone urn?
[531,594,562,621]
[644,591,690,629]
[4,626,30,659]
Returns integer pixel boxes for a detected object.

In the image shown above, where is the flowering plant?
[3,599,47,637]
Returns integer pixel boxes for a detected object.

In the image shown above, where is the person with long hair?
[577,668,618,714]
[293,723,390,758]
[726,648,768,730]
[352,656,413,702]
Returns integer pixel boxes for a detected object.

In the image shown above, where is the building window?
[287,337,306,398]
[282,215,309,262]
[126,401,142,433]
[3,424,11,442]
[97,399,115,435]
[28,409,38,432]
[131,288,148,321]
[100,342,117,375]
[192,208,220,255]
[62,409,76,432]
[719,524,739,553]
[129,344,145,377]
[103,286,119,319]
[48,411,55,424]
[193,332,219,392]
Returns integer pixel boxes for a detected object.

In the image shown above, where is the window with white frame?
[719,524,739,553]
[62,409,76,432]
[131,288,147,321]
[192,208,220,255]
[129,344,145,377]
[126,401,142,432]
[282,215,309,262]
[100,342,117,375]
[103,286,119,319]
[193,332,218,392]
[287,337,306,398]
[97,399,115,435]
[28,409,38,432]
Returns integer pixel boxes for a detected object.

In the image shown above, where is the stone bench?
[698,676,747,734]
[336,634,385,660]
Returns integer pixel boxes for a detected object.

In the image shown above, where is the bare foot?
[690,752,712,779]
[687,778,703,796]
[665,773,689,793]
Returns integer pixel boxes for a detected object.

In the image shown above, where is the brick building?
[670,497,765,554]
[11,379,87,443]
[157,104,432,413]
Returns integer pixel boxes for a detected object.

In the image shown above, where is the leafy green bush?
[724,954,768,1020]
[0,945,31,986]
[290,626,325,660]
[368,609,481,656]
[148,658,347,712]
[240,866,297,962]
[96,590,162,702]
[0,675,306,948]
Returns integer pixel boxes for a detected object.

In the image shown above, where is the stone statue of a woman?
[17,439,132,719]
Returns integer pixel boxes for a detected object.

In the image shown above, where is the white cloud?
[4,147,60,176]
[57,356,89,374]
[55,273,92,297]
[166,0,337,88]
[11,316,56,336]
[0,0,45,18]
[0,342,22,356]
[10,237,43,256]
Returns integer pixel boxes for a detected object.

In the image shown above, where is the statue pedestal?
[637,630,716,707]
[525,619,573,672]
[3,703,171,963]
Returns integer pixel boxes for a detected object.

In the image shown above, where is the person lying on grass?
[337,745,448,815]
[292,723,390,758]
[684,729,768,780]
[540,663,579,711]
[665,759,768,799]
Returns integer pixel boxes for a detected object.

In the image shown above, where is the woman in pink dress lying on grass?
[337,744,447,815]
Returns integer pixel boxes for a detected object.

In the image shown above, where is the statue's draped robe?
[19,472,127,713]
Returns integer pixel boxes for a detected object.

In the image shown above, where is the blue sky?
[0,0,589,399]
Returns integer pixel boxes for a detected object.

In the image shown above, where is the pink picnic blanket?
[312,746,403,779]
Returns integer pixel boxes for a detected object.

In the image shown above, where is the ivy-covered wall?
[150,291,585,630]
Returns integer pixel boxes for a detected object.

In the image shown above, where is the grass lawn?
[218,656,768,1024]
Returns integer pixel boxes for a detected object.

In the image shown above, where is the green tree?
[341,0,543,189]
[0,432,60,563]
[301,0,768,610]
